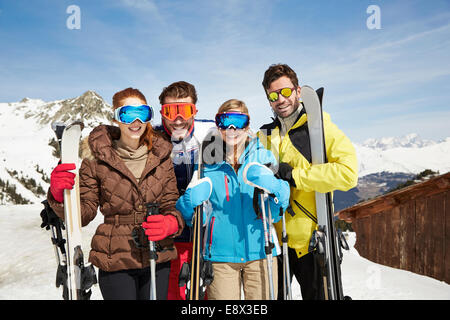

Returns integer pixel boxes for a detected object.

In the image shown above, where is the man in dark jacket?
[155,81,215,299]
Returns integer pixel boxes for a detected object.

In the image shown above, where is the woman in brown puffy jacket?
[47,87,184,300]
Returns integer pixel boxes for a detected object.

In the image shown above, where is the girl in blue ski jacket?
[175,99,290,300]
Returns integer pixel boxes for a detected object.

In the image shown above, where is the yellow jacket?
[258,108,358,258]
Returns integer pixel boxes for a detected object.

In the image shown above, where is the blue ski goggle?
[114,104,154,124]
[215,112,250,130]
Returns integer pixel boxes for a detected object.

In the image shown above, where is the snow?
[0,204,448,300]
[0,204,103,300]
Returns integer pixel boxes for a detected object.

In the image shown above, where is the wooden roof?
[337,171,450,222]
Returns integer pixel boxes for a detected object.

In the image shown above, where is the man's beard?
[273,98,301,119]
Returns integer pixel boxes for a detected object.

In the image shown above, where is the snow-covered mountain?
[334,134,450,211]
[0,92,449,205]
[355,136,450,177]
[0,91,113,205]
[360,133,438,150]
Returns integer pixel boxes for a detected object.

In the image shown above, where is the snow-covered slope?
[0,204,448,300]
[0,98,56,204]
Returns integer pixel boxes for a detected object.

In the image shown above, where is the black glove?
[40,200,64,230]
[275,162,297,187]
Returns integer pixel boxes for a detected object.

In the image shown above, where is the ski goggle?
[114,104,153,124]
[215,112,250,130]
[160,103,197,121]
[267,87,296,102]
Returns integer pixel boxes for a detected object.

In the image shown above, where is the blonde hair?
[217,99,250,116]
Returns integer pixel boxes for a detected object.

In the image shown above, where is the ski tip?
[51,121,66,131]
[52,120,85,132]
[301,85,314,92]
[316,87,324,97]
[316,87,324,106]
[300,85,326,108]
[300,85,319,101]
[65,120,85,131]
[300,86,324,97]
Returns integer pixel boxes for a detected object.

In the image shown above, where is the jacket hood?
[201,130,267,172]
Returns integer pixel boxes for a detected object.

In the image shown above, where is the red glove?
[142,214,178,241]
[50,163,76,203]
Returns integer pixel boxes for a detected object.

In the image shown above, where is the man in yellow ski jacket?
[258,64,358,300]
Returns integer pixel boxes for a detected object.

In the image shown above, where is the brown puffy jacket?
[47,125,184,272]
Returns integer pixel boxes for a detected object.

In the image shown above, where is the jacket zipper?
[293,199,318,224]
[224,175,230,202]
[208,217,216,258]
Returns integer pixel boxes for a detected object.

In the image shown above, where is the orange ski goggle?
[160,103,197,121]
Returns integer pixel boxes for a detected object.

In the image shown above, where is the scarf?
[112,139,148,183]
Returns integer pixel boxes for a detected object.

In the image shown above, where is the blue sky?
[0,0,449,143]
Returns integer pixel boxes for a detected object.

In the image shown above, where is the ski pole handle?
[145,203,160,217]
[145,203,159,259]
[51,122,66,151]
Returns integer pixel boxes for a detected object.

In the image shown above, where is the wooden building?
[337,172,450,284]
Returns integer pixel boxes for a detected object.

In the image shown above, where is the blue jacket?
[176,135,290,263]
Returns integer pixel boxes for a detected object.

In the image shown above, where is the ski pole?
[259,191,275,300]
[40,200,70,299]
[49,122,68,269]
[145,203,159,300]
[190,201,202,300]
[41,200,68,268]
[189,142,205,300]
[266,195,276,300]
[281,211,292,300]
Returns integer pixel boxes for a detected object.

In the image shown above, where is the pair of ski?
[40,121,97,300]
[302,86,351,300]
